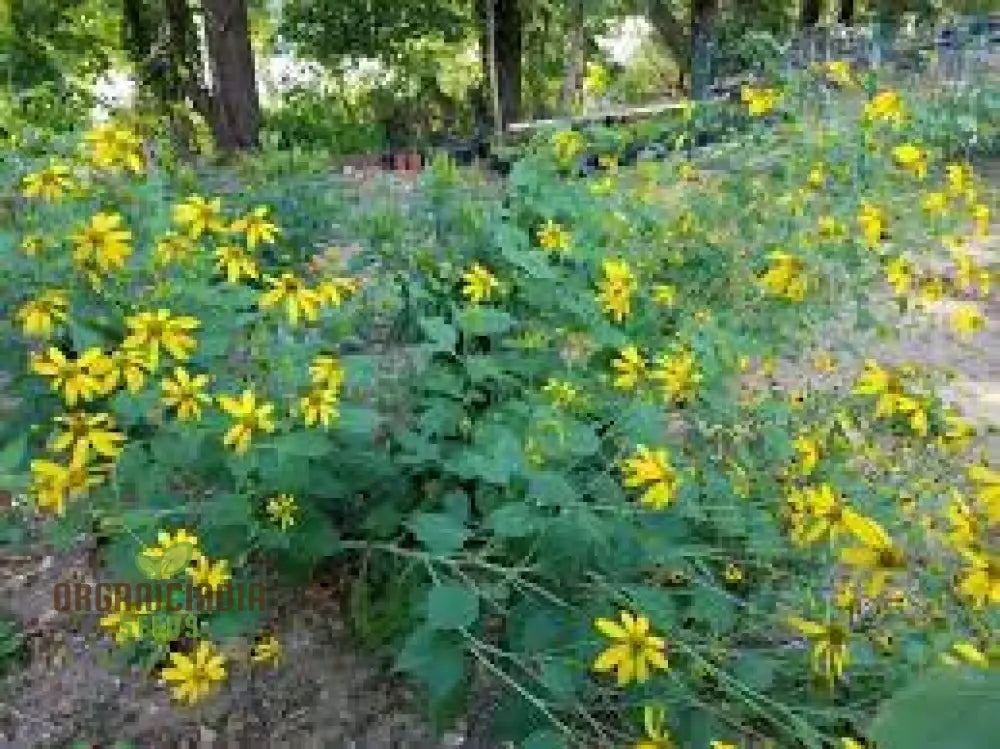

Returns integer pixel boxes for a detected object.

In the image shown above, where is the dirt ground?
[0,158,997,749]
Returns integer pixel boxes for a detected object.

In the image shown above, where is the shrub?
[0,63,998,747]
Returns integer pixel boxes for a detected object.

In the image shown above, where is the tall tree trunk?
[494,0,522,129]
[800,0,821,27]
[838,0,855,25]
[203,0,260,150]
[559,0,585,113]
[647,0,689,79]
[690,0,717,100]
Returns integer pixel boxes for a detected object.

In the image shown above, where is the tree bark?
[690,0,717,100]
[559,0,585,113]
[800,0,822,27]
[646,0,689,76]
[494,0,522,128]
[203,0,260,150]
[838,0,855,25]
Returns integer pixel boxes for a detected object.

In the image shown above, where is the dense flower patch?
[1,63,998,747]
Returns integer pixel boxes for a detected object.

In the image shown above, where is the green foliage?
[870,668,1000,749]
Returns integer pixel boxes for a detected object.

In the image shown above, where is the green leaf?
[396,625,466,703]
[419,316,457,351]
[521,729,567,749]
[457,306,514,336]
[538,660,578,702]
[408,512,469,554]
[408,512,468,554]
[732,651,776,690]
[487,502,538,538]
[869,667,1000,749]
[0,434,27,472]
[336,405,380,436]
[270,431,330,458]
[426,583,479,630]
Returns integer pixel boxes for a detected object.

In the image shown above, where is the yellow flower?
[537,220,571,253]
[22,161,75,201]
[593,610,668,685]
[921,191,948,216]
[230,205,280,249]
[102,347,152,395]
[724,563,743,584]
[100,600,156,644]
[161,367,212,421]
[841,738,866,749]
[885,256,911,296]
[154,232,197,266]
[251,634,283,665]
[892,143,927,180]
[972,203,989,236]
[946,162,975,196]
[186,554,231,590]
[839,513,906,597]
[741,86,780,116]
[123,309,199,370]
[818,215,843,239]
[634,705,675,749]
[541,378,578,408]
[315,277,360,308]
[267,493,297,530]
[20,233,47,257]
[790,484,862,546]
[215,245,260,284]
[83,123,145,173]
[31,346,110,406]
[949,303,985,338]
[942,641,989,668]
[611,345,645,390]
[788,616,850,683]
[141,529,200,560]
[309,354,346,390]
[951,248,991,296]
[651,284,676,307]
[853,359,891,397]
[807,163,825,188]
[813,351,837,373]
[759,251,808,301]
[160,640,226,704]
[825,60,853,86]
[597,258,637,323]
[621,445,680,511]
[967,463,1000,525]
[863,90,905,124]
[649,348,700,404]
[461,263,499,304]
[956,551,1000,607]
[217,389,276,453]
[710,742,737,749]
[174,195,226,238]
[29,456,103,515]
[71,212,133,275]
[939,413,975,452]
[15,290,69,338]
[857,202,887,247]
[918,276,946,305]
[259,273,323,326]
[792,434,820,476]
[552,130,584,164]
[299,386,339,428]
[50,412,125,465]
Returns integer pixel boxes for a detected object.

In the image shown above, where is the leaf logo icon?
[136,542,195,579]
